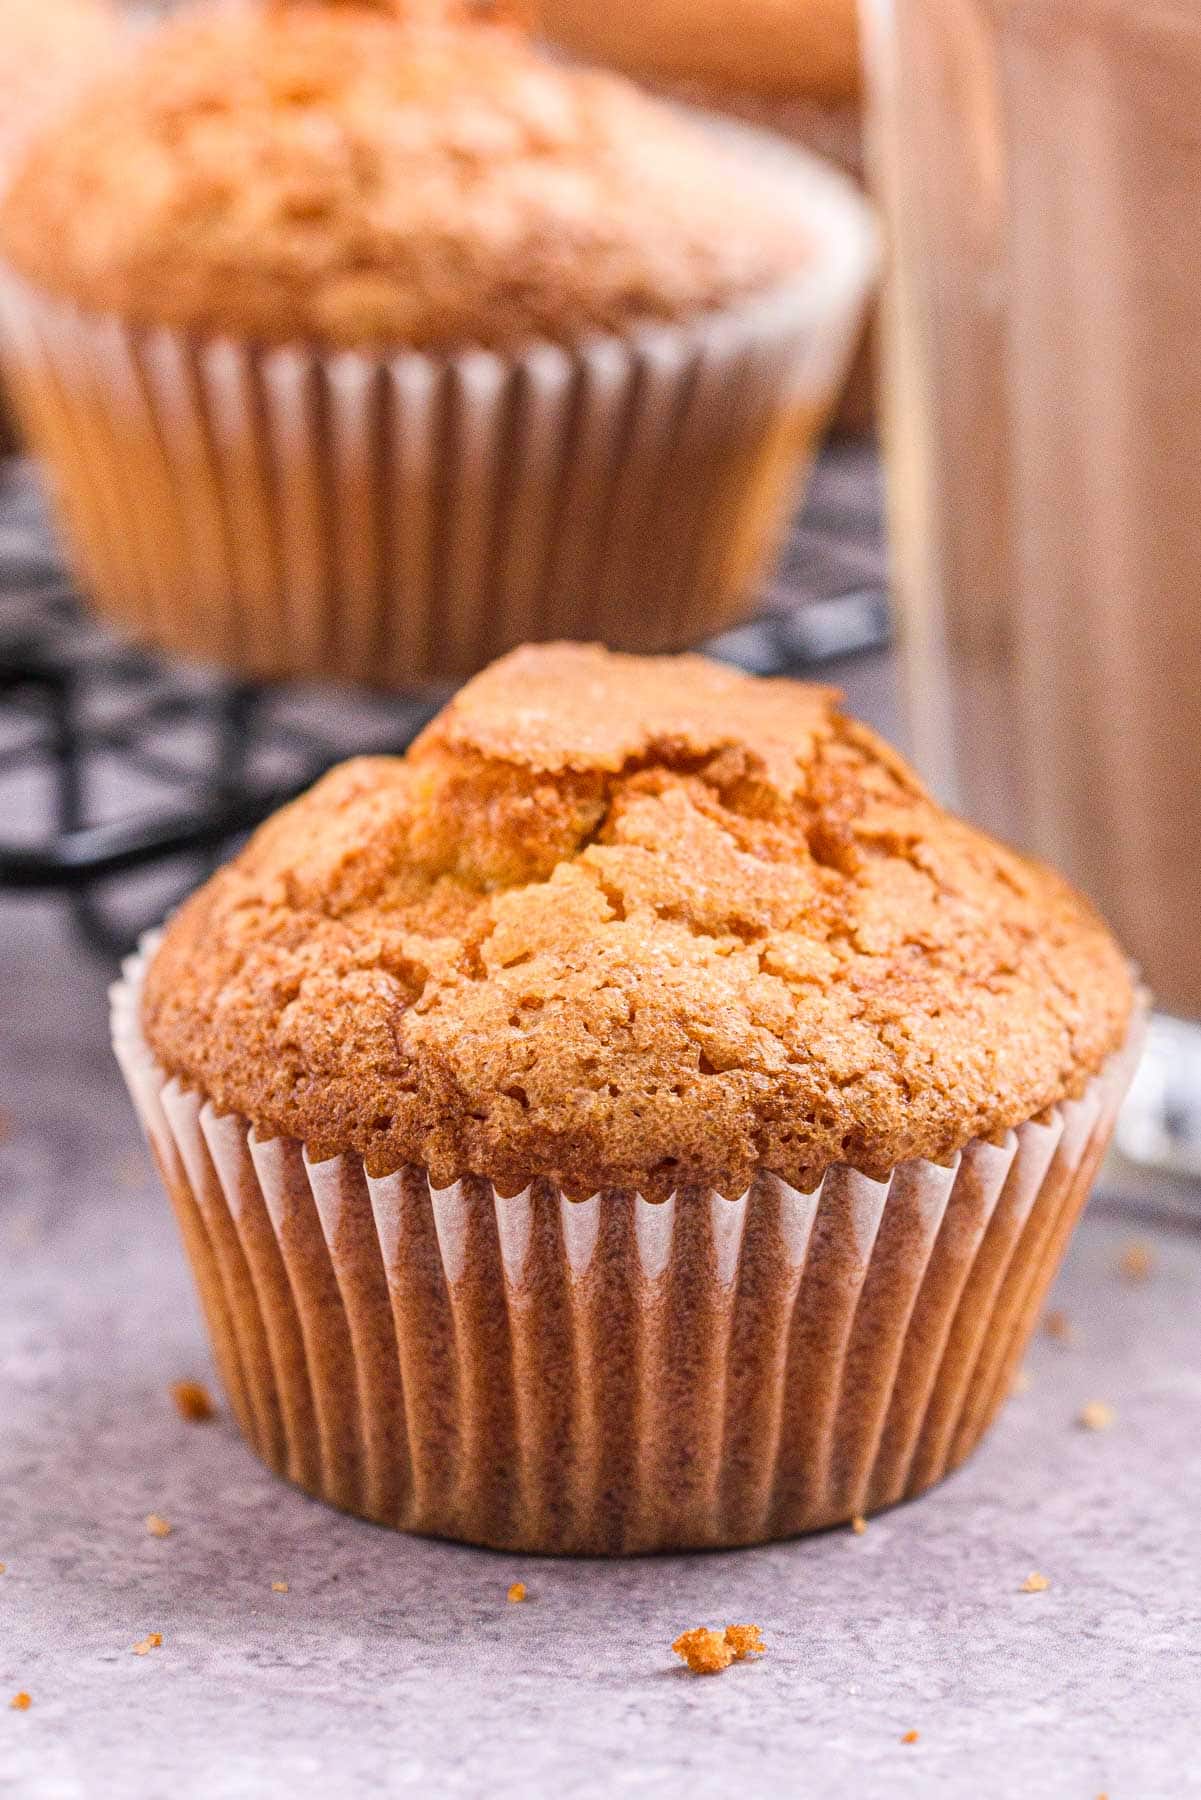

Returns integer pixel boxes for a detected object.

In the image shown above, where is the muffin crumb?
[1079,1400,1115,1432]
[507,1582,527,1603]
[9,1692,30,1711]
[0,1563,6,1575]
[131,1632,163,1656]
[1044,1310,1073,1344]
[672,1624,764,1673]
[272,1580,289,1594]
[901,1730,919,1745]
[1118,1241,1154,1283]
[851,1515,868,1535]
[673,1628,731,1674]
[170,1380,215,1422]
[0,1109,11,1144]
[1020,1572,1050,1593]
[145,1513,172,1538]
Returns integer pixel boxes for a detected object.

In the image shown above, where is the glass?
[863,0,1201,1172]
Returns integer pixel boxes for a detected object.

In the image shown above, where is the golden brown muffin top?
[538,0,860,110]
[0,0,119,178]
[0,0,813,350]
[142,645,1134,1200]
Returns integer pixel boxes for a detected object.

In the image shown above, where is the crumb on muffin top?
[0,0,814,350]
[141,644,1134,1200]
[537,0,861,110]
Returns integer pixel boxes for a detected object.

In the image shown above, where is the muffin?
[112,644,1140,1555]
[0,0,119,451]
[0,0,874,685]
[537,0,878,430]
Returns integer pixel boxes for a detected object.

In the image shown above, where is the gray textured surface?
[3,652,1200,1798]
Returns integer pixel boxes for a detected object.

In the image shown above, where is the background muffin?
[0,0,119,451]
[537,0,877,429]
[115,645,1139,1553]
[0,0,874,684]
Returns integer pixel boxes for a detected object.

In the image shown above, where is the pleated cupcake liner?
[112,942,1142,1554]
[0,132,875,687]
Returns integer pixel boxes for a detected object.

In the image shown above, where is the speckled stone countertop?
[3,649,1200,1800]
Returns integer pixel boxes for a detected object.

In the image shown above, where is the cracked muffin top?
[142,645,1134,1199]
[0,0,813,350]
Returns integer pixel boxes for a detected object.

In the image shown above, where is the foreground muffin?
[112,645,1139,1553]
[0,0,873,684]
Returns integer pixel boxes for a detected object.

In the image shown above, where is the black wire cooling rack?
[0,442,889,959]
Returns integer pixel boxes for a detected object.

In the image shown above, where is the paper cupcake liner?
[0,139,874,686]
[111,943,1141,1554]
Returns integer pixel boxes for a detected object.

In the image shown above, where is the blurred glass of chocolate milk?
[862,0,1201,1030]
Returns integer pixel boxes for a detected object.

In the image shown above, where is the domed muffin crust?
[538,0,860,109]
[142,646,1134,1201]
[0,0,812,350]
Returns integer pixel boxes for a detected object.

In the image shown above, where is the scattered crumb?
[673,1628,731,1674]
[672,1625,765,1674]
[9,1693,30,1712]
[170,1380,215,1423]
[507,1582,526,1604]
[131,1633,163,1656]
[1012,1368,1032,1395]
[901,1730,919,1745]
[1079,1400,1116,1432]
[1118,1241,1154,1283]
[1044,1310,1073,1343]
[0,1564,6,1575]
[271,1581,289,1594]
[1020,1572,1050,1593]
[851,1515,868,1535]
[0,1109,12,1145]
[145,1514,172,1539]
